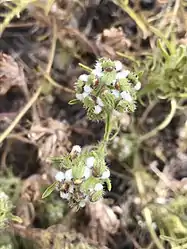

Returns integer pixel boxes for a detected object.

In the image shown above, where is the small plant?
[0,190,22,229]
[42,58,141,209]
[140,40,187,100]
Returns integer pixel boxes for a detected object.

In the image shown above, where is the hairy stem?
[104,113,112,143]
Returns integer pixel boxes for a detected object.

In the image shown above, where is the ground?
[1,1,187,249]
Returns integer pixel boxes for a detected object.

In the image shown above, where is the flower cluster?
[73,58,141,120]
[53,145,111,209]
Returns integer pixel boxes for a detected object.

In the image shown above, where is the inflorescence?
[53,144,111,209]
[43,58,141,210]
[74,58,141,120]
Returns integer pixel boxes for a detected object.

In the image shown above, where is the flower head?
[73,58,140,120]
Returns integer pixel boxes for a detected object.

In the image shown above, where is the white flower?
[134,81,141,91]
[94,105,102,114]
[84,85,92,94]
[86,157,95,168]
[101,168,110,179]
[117,70,130,79]
[76,93,84,101]
[120,91,133,102]
[55,171,65,182]
[68,185,74,193]
[96,97,104,107]
[71,145,82,154]
[155,197,167,205]
[84,167,92,179]
[111,89,120,98]
[94,183,103,191]
[0,192,8,200]
[79,200,86,208]
[93,62,103,77]
[60,192,70,200]
[65,169,73,181]
[114,60,123,71]
[79,74,88,82]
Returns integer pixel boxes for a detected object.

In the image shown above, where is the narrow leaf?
[42,181,58,199]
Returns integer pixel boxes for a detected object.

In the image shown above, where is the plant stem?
[139,98,177,142]
[104,113,112,143]
[0,85,43,144]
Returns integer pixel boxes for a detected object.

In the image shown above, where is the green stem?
[139,98,177,142]
[104,113,112,143]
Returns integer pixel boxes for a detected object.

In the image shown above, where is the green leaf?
[42,181,58,199]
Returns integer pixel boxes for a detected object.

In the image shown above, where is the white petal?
[96,97,104,107]
[114,61,123,71]
[134,81,141,91]
[86,157,95,168]
[76,93,83,101]
[117,70,130,79]
[65,169,73,181]
[79,200,86,207]
[71,145,82,154]
[60,192,70,200]
[111,89,120,98]
[101,169,110,179]
[94,183,103,191]
[94,105,102,114]
[84,167,92,179]
[55,171,65,182]
[93,62,103,77]
[92,69,103,77]
[0,192,8,200]
[84,85,92,93]
[79,74,88,82]
[95,62,102,72]
[120,91,133,102]
[82,92,89,98]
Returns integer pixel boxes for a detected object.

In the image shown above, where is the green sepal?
[91,190,103,202]
[105,178,112,191]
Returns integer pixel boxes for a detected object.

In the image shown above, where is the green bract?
[71,58,141,120]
